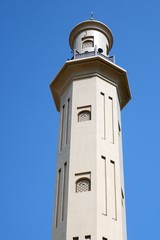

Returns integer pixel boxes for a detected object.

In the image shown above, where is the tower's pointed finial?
[90,11,94,20]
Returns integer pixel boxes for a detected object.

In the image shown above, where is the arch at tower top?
[69,19,113,56]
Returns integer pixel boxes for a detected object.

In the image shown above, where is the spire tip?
[90,12,94,20]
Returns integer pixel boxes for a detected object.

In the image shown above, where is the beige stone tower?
[50,18,131,240]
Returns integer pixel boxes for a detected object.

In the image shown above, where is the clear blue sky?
[1,0,160,239]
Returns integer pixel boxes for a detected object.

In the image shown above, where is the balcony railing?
[71,50,115,63]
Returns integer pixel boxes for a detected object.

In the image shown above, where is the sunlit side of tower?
[50,18,131,240]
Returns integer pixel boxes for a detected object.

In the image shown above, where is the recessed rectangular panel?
[110,160,117,220]
[62,162,67,221]
[108,97,114,143]
[55,169,61,227]
[60,105,65,151]
[100,92,105,139]
[101,156,107,215]
[66,99,70,145]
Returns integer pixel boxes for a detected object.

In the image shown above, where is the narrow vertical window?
[60,105,65,151]
[55,169,61,227]
[62,162,67,221]
[66,99,70,145]
[110,160,117,220]
[100,92,105,139]
[101,155,107,215]
[108,97,114,143]
[102,237,108,240]
[73,237,79,240]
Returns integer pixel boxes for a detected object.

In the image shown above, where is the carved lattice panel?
[78,111,91,122]
[76,178,90,192]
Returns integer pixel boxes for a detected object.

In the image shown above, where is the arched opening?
[82,40,94,48]
[76,178,91,193]
[78,110,91,122]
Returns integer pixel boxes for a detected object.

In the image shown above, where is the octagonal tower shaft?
[50,19,131,240]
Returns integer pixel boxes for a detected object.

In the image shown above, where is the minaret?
[50,18,131,240]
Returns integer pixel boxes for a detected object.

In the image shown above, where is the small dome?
[69,19,113,56]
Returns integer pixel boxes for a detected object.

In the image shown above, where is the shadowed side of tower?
[50,19,131,240]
